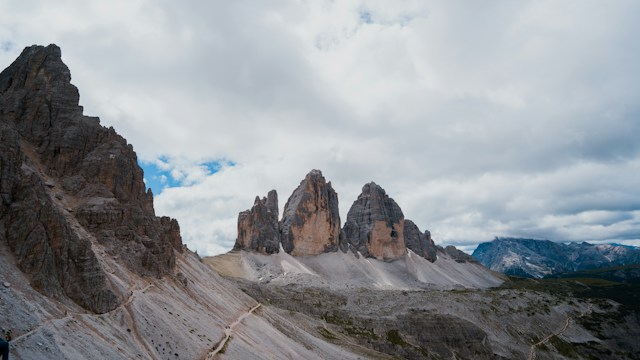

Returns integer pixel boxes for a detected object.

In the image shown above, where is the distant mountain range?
[472,237,640,278]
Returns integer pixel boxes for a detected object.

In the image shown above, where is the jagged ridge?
[472,237,640,278]
[0,44,182,313]
[234,169,475,264]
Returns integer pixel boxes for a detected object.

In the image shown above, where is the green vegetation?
[345,325,378,339]
[322,312,378,340]
[385,329,429,357]
[386,329,407,346]
[318,327,339,340]
[498,274,640,312]
[322,313,353,326]
[218,336,231,354]
[549,335,578,358]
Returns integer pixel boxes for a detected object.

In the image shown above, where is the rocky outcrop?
[440,245,477,263]
[342,182,406,261]
[231,171,478,265]
[281,170,341,256]
[403,219,438,262]
[0,44,182,312]
[234,190,280,254]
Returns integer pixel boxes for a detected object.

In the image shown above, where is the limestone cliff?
[234,190,280,254]
[281,170,341,256]
[403,219,438,262]
[232,171,476,265]
[342,182,406,261]
[0,44,182,313]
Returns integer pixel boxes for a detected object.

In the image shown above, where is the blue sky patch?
[359,10,373,24]
[1,41,14,52]
[139,158,234,196]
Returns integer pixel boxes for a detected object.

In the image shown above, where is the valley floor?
[228,276,640,360]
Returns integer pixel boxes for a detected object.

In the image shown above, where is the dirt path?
[205,303,262,359]
[527,303,593,360]
[122,283,155,307]
[11,283,155,344]
[11,314,73,343]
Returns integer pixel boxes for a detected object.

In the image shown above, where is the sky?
[1,0,639,255]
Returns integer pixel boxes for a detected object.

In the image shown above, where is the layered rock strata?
[0,44,182,312]
[342,182,406,261]
[234,190,280,254]
[281,170,341,256]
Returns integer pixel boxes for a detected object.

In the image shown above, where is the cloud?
[2,1,639,255]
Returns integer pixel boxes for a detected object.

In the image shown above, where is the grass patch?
[498,276,640,313]
[345,326,378,339]
[549,335,578,358]
[322,313,353,326]
[318,327,338,340]
[386,329,408,347]
[563,277,620,287]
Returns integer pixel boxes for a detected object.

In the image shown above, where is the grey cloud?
[2,1,639,255]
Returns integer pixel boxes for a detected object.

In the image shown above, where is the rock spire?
[234,190,280,254]
[280,170,341,256]
[403,219,438,262]
[342,182,407,261]
[233,170,476,265]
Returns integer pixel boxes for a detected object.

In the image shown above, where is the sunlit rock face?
[234,190,281,254]
[281,170,341,256]
[342,182,406,261]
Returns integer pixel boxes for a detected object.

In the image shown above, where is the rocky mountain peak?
[342,182,407,260]
[232,171,477,265]
[0,44,182,313]
[403,219,438,262]
[281,169,341,256]
[234,190,281,254]
[1,44,70,92]
[473,237,640,278]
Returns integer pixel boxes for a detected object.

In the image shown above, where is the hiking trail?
[527,303,593,360]
[205,303,262,359]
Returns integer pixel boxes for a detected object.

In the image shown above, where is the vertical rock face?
[342,182,406,261]
[234,190,280,254]
[281,170,341,256]
[404,219,438,262]
[0,44,182,312]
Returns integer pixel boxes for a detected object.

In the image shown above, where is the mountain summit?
[223,170,498,289]
[342,182,406,260]
[0,44,182,313]
[1,44,383,360]
[281,169,342,255]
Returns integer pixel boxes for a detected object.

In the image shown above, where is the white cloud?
[2,0,639,255]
